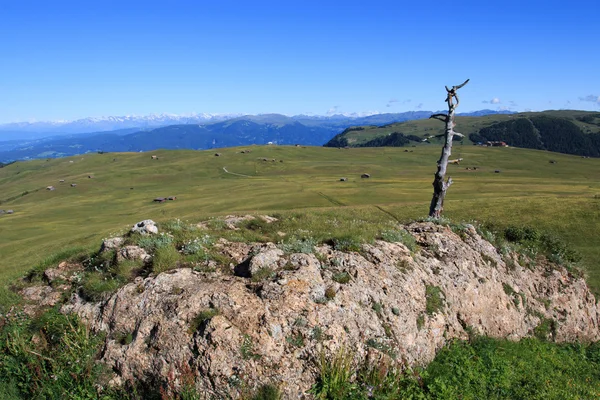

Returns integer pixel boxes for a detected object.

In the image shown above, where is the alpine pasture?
[1,144,599,292]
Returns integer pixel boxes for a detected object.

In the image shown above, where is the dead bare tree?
[428,79,469,217]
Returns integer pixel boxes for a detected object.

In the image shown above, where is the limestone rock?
[101,237,124,252]
[117,245,151,264]
[131,219,158,235]
[47,222,599,398]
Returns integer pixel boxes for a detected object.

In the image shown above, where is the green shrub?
[115,331,133,346]
[161,218,187,232]
[109,259,143,282]
[286,333,304,348]
[80,272,122,301]
[180,235,212,256]
[151,245,181,274]
[188,308,219,334]
[310,348,356,399]
[379,229,418,252]
[332,235,363,252]
[136,232,174,252]
[504,226,540,243]
[248,384,281,400]
[332,272,351,284]
[278,237,316,254]
[251,267,275,283]
[416,314,425,330]
[324,287,336,300]
[240,334,261,360]
[372,302,383,315]
[425,285,445,315]
[365,338,396,359]
[534,317,556,340]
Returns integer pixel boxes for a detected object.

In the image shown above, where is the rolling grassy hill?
[1,145,600,293]
[325,110,600,155]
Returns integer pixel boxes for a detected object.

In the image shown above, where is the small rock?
[131,219,158,235]
[117,245,151,264]
[101,237,124,252]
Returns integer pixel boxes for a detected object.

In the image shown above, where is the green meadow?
[1,144,600,291]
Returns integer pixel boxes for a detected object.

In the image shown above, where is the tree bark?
[428,79,469,218]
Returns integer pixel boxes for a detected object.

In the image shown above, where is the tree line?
[470,116,600,157]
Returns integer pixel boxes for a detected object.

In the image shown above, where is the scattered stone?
[340,177,347,181]
[6,210,14,214]
[361,173,370,178]
[153,197,166,203]
[130,219,158,235]
[167,196,177,201]
[46,186,55,191]
[71,183,77,187]
[59,179,65,183]
[549,160,557,164]
[117,245,152,264]
[0,210,4,215]
[88,175,93,179]
[151,155,158,160]
[101,237,125,252]
[495,170,501,173]
[215,153,221,157]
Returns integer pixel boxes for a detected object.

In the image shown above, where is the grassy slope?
[1,145,600,290]
[337,110,600,146]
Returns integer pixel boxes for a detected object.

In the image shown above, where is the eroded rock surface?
[44,222,599,398]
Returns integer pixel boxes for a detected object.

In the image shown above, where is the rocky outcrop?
[51,222,600,398]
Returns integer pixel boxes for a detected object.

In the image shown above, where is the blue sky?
[0,0,598,123]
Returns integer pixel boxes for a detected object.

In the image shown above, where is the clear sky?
[0,0,598,123]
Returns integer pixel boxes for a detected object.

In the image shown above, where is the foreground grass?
[311,337,600,400]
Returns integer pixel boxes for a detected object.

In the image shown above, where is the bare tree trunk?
[428,79,469,218]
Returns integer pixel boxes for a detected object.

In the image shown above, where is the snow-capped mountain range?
[0,113,242,135]
[0,109,513,138]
